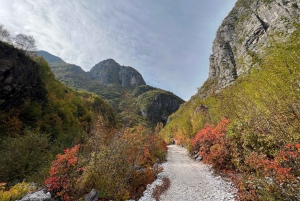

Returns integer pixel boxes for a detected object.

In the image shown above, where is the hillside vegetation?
[0,31,168,201]
[0,41,116,184]
[160,25,300,200]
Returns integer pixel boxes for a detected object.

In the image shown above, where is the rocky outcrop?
[200,0,300,96]
[89,59,146,88]
[17,188,51,201]
[84,189,100,201]
[137,91,184,125]
[0,42,47,110]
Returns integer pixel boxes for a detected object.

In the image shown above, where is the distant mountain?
[36,50,64,63]
[37,51,184,126]
[90,59,146,88]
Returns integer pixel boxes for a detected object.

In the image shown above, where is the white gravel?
[139,145,236,201]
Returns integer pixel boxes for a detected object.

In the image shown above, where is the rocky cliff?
[199,0,300,96]
[89,59,146,88]
[137,90,184,124]
[0,42,47,110]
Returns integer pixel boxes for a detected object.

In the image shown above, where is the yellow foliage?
[0,182,34,201]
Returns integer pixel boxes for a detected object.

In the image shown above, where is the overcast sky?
[0,0,237,100]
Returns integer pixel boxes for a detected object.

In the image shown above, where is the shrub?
[0,182,34,201]
[79,125,166,200]
[45,144,83,201]
[191,118,233,170]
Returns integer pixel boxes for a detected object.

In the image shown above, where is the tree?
[13,33,37,55]
[0,24,12,44]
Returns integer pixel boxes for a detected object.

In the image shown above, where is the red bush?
[45,144,82,200]
[191,118,232,170]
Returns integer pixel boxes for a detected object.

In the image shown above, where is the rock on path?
[139,145,236,201]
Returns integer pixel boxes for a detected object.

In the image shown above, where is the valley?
[1,0,300,200]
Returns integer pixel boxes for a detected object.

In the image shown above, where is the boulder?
[84,189,100,201]
[17,188,51,201]
[196,155,203,161]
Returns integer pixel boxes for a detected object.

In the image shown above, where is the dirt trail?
[159,145,235,201]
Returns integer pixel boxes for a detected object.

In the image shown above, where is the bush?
[0,182,34,201]
[0,130,50,184]
[45,144,83,201]
[191,118,233,170]
[78,125,166,200]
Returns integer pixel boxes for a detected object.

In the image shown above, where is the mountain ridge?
[37,50,184,126]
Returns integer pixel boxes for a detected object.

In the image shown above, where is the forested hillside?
[0,29,168,201]
[160,3,300,199]
[0,39,115,183]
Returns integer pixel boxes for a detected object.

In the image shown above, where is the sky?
[0,0,237,100]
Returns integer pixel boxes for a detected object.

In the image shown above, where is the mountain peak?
[89,59,146,88]
[96,58,118,66]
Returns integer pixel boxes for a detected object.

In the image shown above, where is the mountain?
[37,51,184,126]
[199,0,300,97]
[89,59,146,88]
[159,0,300,200]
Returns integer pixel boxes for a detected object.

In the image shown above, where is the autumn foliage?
[44,122,167,201]
[190,117,300,200]
[191,118,232,170]
[45,144,82,200]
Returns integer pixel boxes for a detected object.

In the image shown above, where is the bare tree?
[13,33,37,54]
[0,24,12,44]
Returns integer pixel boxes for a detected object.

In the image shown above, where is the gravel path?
[139,145,236,201]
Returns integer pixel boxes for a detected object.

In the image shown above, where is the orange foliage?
[246,144,299,183]
[45,144,82,200]
[191,118,232,170]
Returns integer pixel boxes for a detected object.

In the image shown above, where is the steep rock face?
[89,59,146,88]
[137,90,184,125]
[202,0,300,96]
[0,42,47,110]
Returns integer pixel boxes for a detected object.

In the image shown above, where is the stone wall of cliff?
[199,0,300,97]
[0,42,47,110]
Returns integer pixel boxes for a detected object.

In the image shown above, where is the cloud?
[0,0,237,100]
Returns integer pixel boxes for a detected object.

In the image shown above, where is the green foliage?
[0,55,116,185]
[0,130,50,184]
[160,25,300,200]
[132,85,156,97]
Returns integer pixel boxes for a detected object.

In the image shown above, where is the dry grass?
[152,177,171,201]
